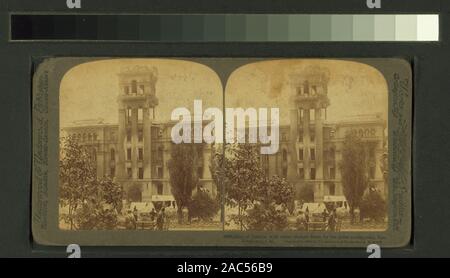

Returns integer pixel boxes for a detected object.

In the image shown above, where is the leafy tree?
[189,189,220,221]
[59,136,123,230]
[340,133,370,224]
[216,143,264,230]
[211,144,294,231]
[167,143,200,224]
[60,135,97,229]
[74,201,119,230]
[246,176,294,231]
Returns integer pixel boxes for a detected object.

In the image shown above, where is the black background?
[0,0,449,258]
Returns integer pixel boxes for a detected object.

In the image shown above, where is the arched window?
[92,148,97,162]
[110,148,115,162]
[282,149,288,162]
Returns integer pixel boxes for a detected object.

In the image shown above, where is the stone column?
[117,108,126,180]
[143,108,152,179]
[315,108,324,201]
[303,109,310,180]
[131,108,138,179]
[287,108,298,182]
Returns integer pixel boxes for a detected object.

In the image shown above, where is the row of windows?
[126,148,144,161]
[124,80,146,95]
[123,166,161,179]
[125,127,163,142]
[71,133,98,142]
[297,108,327,122]
[110,147,165,162]
[125,108,146,124]
[280,166,376,180]
[296,81,324,96]
[109,166,205,180]
[126,129,146,142]
[281,148,322,162]
[282,147,378,163]
[293,130,316,143]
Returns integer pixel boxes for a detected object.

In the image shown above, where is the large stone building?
[62,66,387,203]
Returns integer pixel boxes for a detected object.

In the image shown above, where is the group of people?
[124,206,167,230]
[296,207,339,231]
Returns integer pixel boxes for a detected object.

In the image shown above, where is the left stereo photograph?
[32,58,411,247]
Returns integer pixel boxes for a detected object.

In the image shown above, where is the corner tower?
[116,66,158,198]
[288,66,330,202]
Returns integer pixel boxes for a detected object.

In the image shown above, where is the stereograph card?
[31,57,411,247]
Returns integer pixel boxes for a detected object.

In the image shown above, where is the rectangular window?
[138,148,143,160]
[370,166,376,179]
[157,166,163,178]
[157,183,163,195]
[330,167,336,179]
[138,167,144,179]
[310,130,315,142]
[127,167,132,178]
[197,167,204,179]
[138,108,143,123]
[131,80,137,94]
[298,148,304,161]
[127,148,132,160]
[329,183,336,195]
[126,108,132,124]
[329,148,335,160]
[138,129,143,142]
[310,168,316,180]
[126,130,132,142]
[196,146,203,158]
[369,147,376,160]
[139,85,145,95]
[298,168,305,179]
[310,148,316,161]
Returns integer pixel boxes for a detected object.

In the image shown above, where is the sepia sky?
[60,59,388,127]
[225,59,388,125]
[60,59,223,127]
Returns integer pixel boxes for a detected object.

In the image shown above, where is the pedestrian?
[305,207,310,231]
[125,209,136,229]
[328,209,337,232]
[156,207,165,230]
[296,211,307,231]
[150,208,157,222]
[322,208,328,222]
[133,206,138,222]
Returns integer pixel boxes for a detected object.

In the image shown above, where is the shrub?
[297,183,314,203]
[359,189,386,222]
[74,202,119,230]
[189,190,220,221]
[246,203,289,231]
